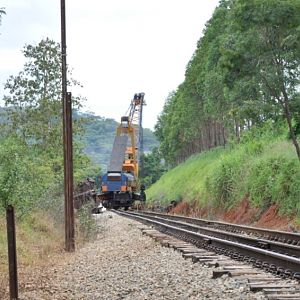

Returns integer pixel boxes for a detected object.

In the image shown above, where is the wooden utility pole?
[61,0,75,252]
[6,205,18,299]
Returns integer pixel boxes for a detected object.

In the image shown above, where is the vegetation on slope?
[0,36,158,286]
[148,123,300,219]
[155,0,300,167]
[149,0,300,221]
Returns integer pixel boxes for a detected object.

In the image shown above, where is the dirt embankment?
[169,197,299,232]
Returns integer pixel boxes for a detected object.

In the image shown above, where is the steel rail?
[128,211,300,258]
[115,210,300,279]
[140,211,300,245]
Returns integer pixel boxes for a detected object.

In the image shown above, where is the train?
[98,93,146,210]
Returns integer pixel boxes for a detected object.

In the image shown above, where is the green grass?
[147,131,300,217]
[147,147,224,205]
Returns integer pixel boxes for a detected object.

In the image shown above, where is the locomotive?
[98,93,146,210]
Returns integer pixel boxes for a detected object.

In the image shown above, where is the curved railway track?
[115,210,300,281]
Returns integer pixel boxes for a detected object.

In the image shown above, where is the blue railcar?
[99,172,144,210]
[98,93,146,210]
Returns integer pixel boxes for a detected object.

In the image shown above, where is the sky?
[0,0,219,129]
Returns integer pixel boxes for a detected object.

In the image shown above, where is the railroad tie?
[131,213,300,300]
[249,284,299,292]
[182,251,213,259]
[176,247,202,253]
[229,269,262,277]
[215,260,241,267]
[247,278,282,283]
[266,295,300,300]
[213,270,230,279]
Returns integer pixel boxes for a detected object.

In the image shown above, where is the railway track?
[140,211,300,246]
[115,210,300,300]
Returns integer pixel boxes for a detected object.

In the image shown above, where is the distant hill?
[78,112,158,171]
[0,108,158,171]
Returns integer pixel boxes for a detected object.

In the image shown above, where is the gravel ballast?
[18,212,266,300]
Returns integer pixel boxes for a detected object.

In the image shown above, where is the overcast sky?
[0,0,219,129]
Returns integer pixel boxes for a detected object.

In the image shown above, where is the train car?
[98,93,146,210]
[99,172,145,209]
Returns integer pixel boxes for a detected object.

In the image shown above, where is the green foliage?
[0,39,100,220]
[0,136,55,215]
[79,112,158,171]
[156,0,300,166]
[246,156,300,214]
[229,0,300,157]
[141,147,166,187]
[206,153,244,208]
[3,38,82,154]
[147,147,223,205]
[148,125,300,217]
[76,203,98,241]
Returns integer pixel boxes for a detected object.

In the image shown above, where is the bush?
[76,203,99,242]
[247,156,300,214]
[206,152,245,208]
[0,136,56,215]
[147,123,300,218]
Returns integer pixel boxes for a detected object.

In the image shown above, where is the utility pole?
[6,205,18,299]
[61,0,75,252]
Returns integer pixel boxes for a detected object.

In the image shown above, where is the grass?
[147,147,224,205]
[0,210,66,298]
[147,130,300,218]
[0,211,64,271]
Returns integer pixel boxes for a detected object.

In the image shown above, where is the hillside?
[0,109,158,171]
[148,1,300,230]
[78,112,158,171]
[147,125,300,230]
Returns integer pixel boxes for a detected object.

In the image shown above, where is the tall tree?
[155,0,300,166]
[3,38,82,153]
[1,38,95,182]
[224,0,300,159]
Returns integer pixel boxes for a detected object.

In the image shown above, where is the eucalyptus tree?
[224,0,300,159]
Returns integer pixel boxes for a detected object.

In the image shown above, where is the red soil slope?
[169,198,298,232]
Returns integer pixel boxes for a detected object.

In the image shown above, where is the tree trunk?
[282,90,300,161]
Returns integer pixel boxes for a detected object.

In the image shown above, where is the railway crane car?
[99,93,146,210]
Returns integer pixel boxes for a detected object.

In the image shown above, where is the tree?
[140,147,166,187]
[155,2,232,166]
[3,38,82,154]
[0,136,55,214]
[224,0,300,159]
[155,0,300,166]
[2,39,99,185]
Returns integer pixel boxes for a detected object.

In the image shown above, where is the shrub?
[206,152,245,208]
[247,156,300,215]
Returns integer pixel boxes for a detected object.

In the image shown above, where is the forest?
[149,0,300,223]
[155,0,300,166]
